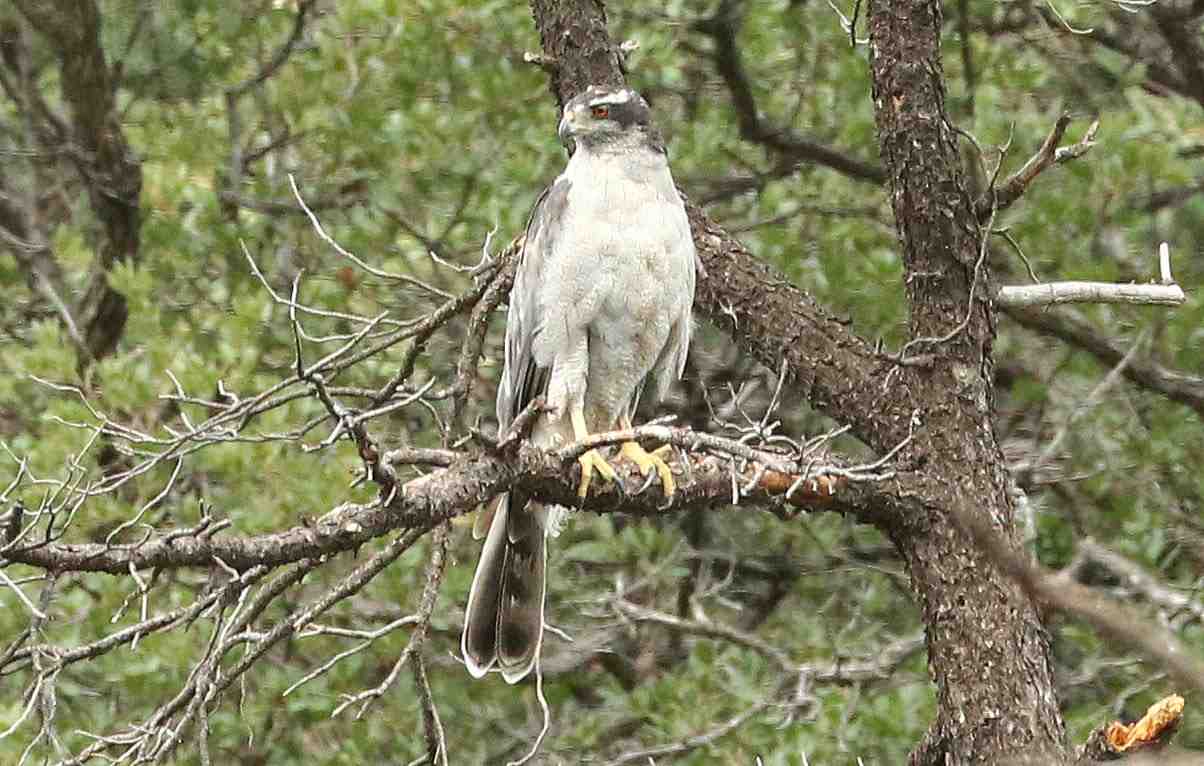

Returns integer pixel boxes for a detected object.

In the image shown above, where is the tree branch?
[1078,539,1204,627]
[0,191,89,355]
[14,0,142,363]
[977,113,1098,221]
[0,425,882,576]
[949,493,1204,697]
[613,599,923,682]
[1003,304,1204,418]
[222,1,318,224]
[226,0,316,99]
[995,280,1186,307]
[694,0,885,185]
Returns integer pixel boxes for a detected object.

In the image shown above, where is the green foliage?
[2,0,1203,762]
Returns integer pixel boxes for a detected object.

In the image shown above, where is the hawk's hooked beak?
[557,107,577,151]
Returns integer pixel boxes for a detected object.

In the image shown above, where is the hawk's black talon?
[637,469,658,495]
[613,472,630,498]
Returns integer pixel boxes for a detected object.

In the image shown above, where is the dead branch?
[996,281,1185,307]
[979,114,1099,220]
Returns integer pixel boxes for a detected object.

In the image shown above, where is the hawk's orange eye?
[590,105,609,119]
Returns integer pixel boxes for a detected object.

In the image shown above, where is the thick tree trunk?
[866,1,1066,762]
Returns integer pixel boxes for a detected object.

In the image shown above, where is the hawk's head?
[558,86,660,153]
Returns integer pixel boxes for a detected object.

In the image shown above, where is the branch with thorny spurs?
[0,421,902,765]
[0,364,908,761]
[0,413,908,577]
[0,220,505,566]
[0,201,514,763]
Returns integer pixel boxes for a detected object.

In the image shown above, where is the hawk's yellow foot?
[578,448,618,498]
[620,441,676,497]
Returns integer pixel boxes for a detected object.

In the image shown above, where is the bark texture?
[1,424,867,575]
[866,1,1065,762]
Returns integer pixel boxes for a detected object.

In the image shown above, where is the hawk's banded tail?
[461,494,546,683]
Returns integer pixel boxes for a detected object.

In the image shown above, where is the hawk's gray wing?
[495,175,570,433]
[464,176,570,683]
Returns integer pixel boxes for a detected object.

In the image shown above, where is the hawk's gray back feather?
[495,176,571,434]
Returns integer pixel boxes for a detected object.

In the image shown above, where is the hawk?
[462,86,697,683]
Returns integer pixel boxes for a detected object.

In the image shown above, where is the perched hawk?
[462,86,697,682]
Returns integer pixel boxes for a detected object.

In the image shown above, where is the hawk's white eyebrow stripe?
[587,90,634,106]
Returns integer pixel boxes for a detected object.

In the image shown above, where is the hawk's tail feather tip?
[500,656,538,685]
[463,496,510,676]
[462,497,547,683]
[463,652,492,679]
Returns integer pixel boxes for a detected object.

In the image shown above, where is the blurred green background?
[1,0,1202,762]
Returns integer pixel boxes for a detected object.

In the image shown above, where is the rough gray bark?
[866,1,1066,762]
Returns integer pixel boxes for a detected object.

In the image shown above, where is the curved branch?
[694,0,885,185]
[978,113,1098,221]
[1,425,883,575]
[226,0,317,98]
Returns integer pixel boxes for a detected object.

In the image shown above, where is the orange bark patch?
[1105,694,1184,751]
[759,471,848,506]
